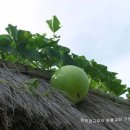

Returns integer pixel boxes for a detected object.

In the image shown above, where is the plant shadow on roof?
[0,67,130,130]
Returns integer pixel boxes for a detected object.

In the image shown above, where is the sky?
[0,0,130,88]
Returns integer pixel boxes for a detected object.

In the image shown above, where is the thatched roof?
[0,66,130,130]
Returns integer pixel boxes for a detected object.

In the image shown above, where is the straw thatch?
[0,66,130,130]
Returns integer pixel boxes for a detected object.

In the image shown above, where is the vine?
[0,16,129,98]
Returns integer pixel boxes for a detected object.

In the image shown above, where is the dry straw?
[0,66,130,130]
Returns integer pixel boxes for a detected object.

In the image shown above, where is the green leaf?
[60,53,75,65]
[113,85,127,96]
[6,24,18,42]
[34,34,57,49]
[72,53,91,69]
[17,29,32,43]
[18,39,41,61]
[105,80,127,96]
[54,45,70,53]
[45,47,60,58]
[0,34,12,52]
[90,79,98,88]
[15,30,34,57]
[46,15,61,33]
[127,88,130,94]
[26,78,40,89]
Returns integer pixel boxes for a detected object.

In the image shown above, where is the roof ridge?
[89,89,130,107]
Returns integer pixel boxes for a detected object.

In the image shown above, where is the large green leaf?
[17,30,32,43]
[6,24,18,42]
[45,47,60,58]
[54,45,70,53]
[46,15,61,33]
[14,30,34,57]
[60,53,75,65]
[34,34,57,49]
[0,34,12,52]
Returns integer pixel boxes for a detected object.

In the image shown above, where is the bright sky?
[0,0,130,88]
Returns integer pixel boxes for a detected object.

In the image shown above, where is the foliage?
[0,16,128,97]
[24,78,40,95]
